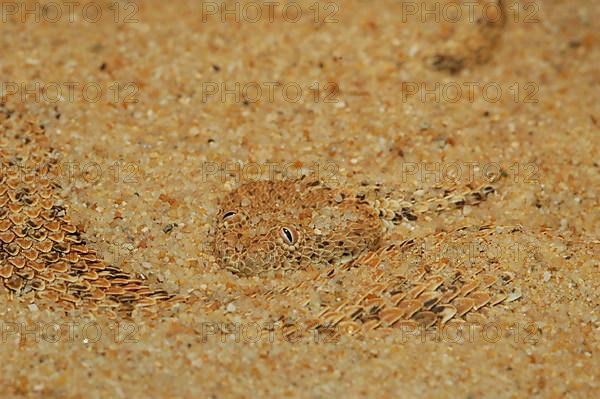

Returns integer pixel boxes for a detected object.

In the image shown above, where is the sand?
[0,0,598,397]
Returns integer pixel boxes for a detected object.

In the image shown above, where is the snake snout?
[235,241,282,276]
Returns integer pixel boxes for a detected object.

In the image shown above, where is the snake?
[0,101,520,336]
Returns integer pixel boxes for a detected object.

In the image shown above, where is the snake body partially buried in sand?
[0,105,522,336]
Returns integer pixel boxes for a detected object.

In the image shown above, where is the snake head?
[212,180,384,276]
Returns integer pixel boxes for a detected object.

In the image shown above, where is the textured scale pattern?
[1,102,520,336]
[213,180,384,276]
[297,227,520,337]
[0,106,175,316]
[256,226,524,338]
[214,177,521,336]
[213,176,502,277]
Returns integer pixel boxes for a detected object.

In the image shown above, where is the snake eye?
[280,227,298,245]
[222,211,237,221]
